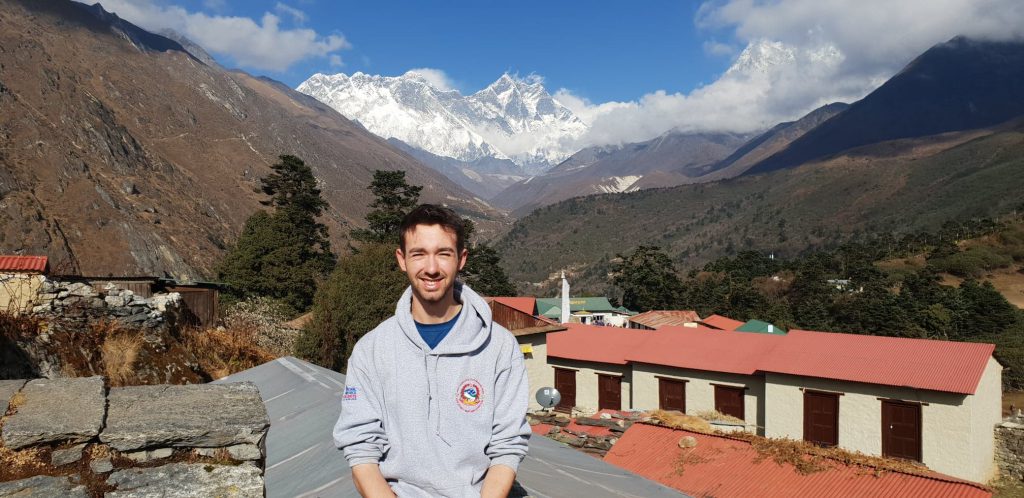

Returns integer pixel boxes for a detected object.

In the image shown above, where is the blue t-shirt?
[415,312,460,350]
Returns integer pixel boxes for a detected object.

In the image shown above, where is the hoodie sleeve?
[485,334,531,472]
[333,345,389,467]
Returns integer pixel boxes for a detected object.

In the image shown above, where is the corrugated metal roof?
[216,357,686,498]
[605,423,992,498]
[759,330,996,395]
[0,255,48,273]
[537,297,624,317]
[548,324,654,364]
[486,297,536,316]
[549,325,994,394]
[627,327,785,375]
[735,319,787,334]
[628,310,701,329]
[700,314,745,331]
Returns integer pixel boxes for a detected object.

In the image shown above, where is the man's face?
[396,224,468,303]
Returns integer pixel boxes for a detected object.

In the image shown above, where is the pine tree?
[351,170,422,244]
[612,246,684,312]
[217,155,335,313]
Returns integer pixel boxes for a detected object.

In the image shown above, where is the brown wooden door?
[598,374,622,411]
[554,368,576,413]
[714,385,745,420]
[803,391,839,447]
[659,378,686,412]
[882,400,921,461]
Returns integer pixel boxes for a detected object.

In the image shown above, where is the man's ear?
[396,248,408,272]
[457,248,468,272]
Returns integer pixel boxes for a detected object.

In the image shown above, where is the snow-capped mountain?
[296,71,588,171]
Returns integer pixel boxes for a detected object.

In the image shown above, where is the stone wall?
[996,413,1024,482]
[30,279,183,330]
[0,376,269,497]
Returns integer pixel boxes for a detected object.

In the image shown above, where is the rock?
[0,379,27,415]
[52,443,87,466]
[0,475,89,498]
[678,436,698,449]
[123,447,174,463]
[105,462,264,498]
[1,376,106,449]
[599,412,612,420]
[226,443,262,461]
[574,417,620,428]
[91,457,115,474]
[105,295,127,307]
[66,282,97,297]
[101,383,269,451]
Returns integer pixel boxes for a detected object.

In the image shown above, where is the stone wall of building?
[996,413,1024,482]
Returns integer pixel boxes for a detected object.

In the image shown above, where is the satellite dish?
[535,387,561,409]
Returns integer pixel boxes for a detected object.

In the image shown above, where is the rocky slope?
[0,0,502,280]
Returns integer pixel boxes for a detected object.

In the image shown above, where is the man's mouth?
[421,277,443,291]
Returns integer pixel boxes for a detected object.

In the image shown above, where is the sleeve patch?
[343,386,359,401]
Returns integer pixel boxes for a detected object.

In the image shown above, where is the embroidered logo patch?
[343,386,358,401]
[457,379,483,412]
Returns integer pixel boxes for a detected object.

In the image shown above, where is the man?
[334,204,531,497]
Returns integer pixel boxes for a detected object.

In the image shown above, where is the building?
[0,255,48,314]
[535,296,635,326]
[542,323,1002,483]
[734,319,787,334]
[699,314,744,331]
[759,330,1002,484]
[485,297,566,411]
[627,310,701,330]
[606,423,992,498]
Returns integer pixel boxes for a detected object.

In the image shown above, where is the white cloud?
[94,0,350,72]
[274,2,307,25]
[555,0,1024,147]
[404,68,458,92]
[703,40,736,57]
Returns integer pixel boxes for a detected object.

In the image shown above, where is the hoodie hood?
[395,281,493,355]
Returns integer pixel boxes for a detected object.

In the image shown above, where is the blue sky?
[122,0,729,103]
[99,0,1024,143]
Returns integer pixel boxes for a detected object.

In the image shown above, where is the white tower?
[560,271,570,324]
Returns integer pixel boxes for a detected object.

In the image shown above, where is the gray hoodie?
[333,283,531,497]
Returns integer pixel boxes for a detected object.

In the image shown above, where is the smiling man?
[334,204,531,497]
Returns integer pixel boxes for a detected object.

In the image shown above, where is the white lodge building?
[534,324,1002,484]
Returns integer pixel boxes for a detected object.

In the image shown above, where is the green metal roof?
[735,319,787,334]
[535,297,628,318]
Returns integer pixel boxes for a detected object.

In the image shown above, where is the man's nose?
[424,255,441,274]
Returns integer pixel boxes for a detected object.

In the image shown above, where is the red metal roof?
[488,296,536,316]
[605,423,991,498]
[759,330,996,395]
[628,310,701,329]
[627,327,785,375]
[547,324,653,364]
[0,255,48,273]
[700,314,745,331]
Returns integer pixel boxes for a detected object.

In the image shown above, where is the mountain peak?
[298,70,588,169]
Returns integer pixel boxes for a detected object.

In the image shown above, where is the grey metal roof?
[217,357,685,498]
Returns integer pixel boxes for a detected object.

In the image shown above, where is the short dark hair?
[399,204,466,253]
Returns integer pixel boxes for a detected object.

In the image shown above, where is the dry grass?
[649,410,713,432]
[6,391,26,415]
[180,323,275,380]
[0,445,47,481]
[694,410,747,425]
[101,330,144,387]
[0,311,42,342]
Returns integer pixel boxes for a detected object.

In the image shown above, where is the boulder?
[1,377,105,449]
[105,463,264,498]
[101,383,269,451]
[0,379,26,415]
[0,475,89,498]
[678,436,698,449]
